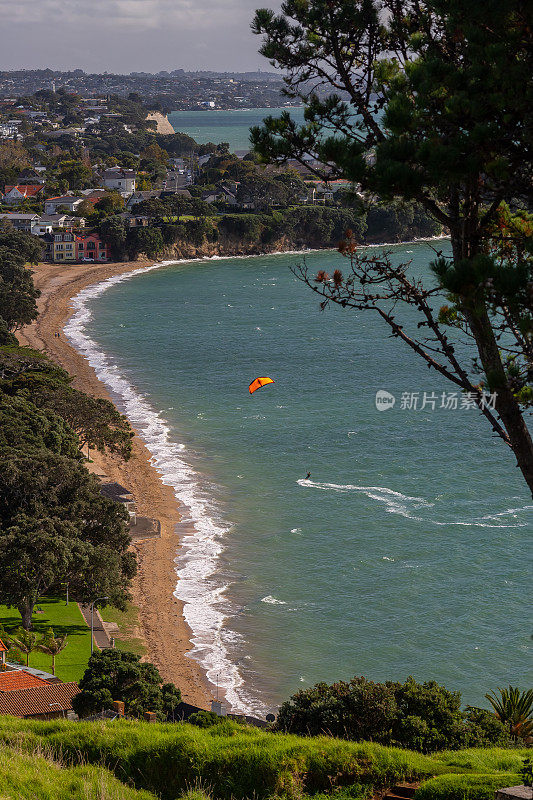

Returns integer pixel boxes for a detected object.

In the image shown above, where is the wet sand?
[19,261,213,708]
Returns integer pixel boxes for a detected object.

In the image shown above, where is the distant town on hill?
[0,69,288,111]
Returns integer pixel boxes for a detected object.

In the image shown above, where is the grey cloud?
[0,0,281,71]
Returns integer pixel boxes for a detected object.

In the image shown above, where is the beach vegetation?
[0,394,80,458]
[252,0,533,494]
[126,225,164,259]
[275,676,511,752]
[0,741,158,800]
[72,648,182,720]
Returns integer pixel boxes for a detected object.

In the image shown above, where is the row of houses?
[0,214,108,262]
[0,212,83,235]
[44,230,109,262]
[1,167,137,206]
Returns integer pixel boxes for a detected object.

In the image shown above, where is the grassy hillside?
[0,716,525,800]
[0,743,157,800]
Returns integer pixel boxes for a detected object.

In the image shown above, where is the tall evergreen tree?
[252,0,533,492]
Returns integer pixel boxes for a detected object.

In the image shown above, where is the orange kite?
[249,376,274,395]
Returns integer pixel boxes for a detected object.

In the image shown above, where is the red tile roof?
[0,639,8,653]
[0,682,79,717]
[4,185,43,197]
[0,670,49,691]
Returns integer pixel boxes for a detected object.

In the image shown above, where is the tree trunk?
[18,602,34,631]
[464,300,533,496]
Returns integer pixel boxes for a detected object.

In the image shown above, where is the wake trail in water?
[297,479,531,528]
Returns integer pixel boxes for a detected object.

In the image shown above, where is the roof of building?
[0,213,40,220]
[45,195,82,204]
[5,663,58,682]
[3,185,43,197]
[103,168,136,179]
[0,682,79,717]
[100,481,133,503]
[0,670,50,692]
[39,214,77,222]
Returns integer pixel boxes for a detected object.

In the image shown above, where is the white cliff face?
[145,112,176,135]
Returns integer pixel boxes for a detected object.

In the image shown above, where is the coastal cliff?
[146,111,176,135]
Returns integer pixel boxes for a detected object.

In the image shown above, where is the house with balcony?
[43,230,77,262]
[0,213,52,235]
[40,213,85,230]
[76,232,109,262]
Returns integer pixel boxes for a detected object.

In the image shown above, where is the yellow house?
[44,230,77,262]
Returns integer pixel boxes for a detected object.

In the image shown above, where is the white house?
[101,168,136,197]
[0,213,52,236]
[44,196,84,215]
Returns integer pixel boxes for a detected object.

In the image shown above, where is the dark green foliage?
[0,319,18,346]
[0,449,136,627]
[0,394,80,458]
[126,226,164,259]
[285,206,367,247]
[219,214,264,242]
[365,203,441,243]
[521,757,533,788]
[0,247,41,331]
[251,0,533,493]
[99,215,128,259]
[72,649,181,720]
[0,228,43,265]
[187,710,225,728]
[0,347,134,460]
[461,708,510,748]
[276,676,511,752]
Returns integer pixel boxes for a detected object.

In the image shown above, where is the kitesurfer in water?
[305,471,311,480]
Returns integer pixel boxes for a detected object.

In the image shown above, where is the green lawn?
[0,597,91,683]
[99,602,147,656]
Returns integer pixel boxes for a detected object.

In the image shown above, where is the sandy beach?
[19,260,213,708]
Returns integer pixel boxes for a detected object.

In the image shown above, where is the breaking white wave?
[261,596,287,605]
[298,479,531,528]
[63,258,259,715]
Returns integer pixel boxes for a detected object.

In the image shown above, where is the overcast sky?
[0,0,282,73]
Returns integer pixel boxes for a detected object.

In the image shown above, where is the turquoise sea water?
[66,243,532,714]
[168,107,306,151]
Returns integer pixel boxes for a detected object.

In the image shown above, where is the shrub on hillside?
[188,710,225,728]
[276,676,511,752]
[72,649,181,721]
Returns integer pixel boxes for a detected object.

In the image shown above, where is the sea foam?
[63,258,260,715]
